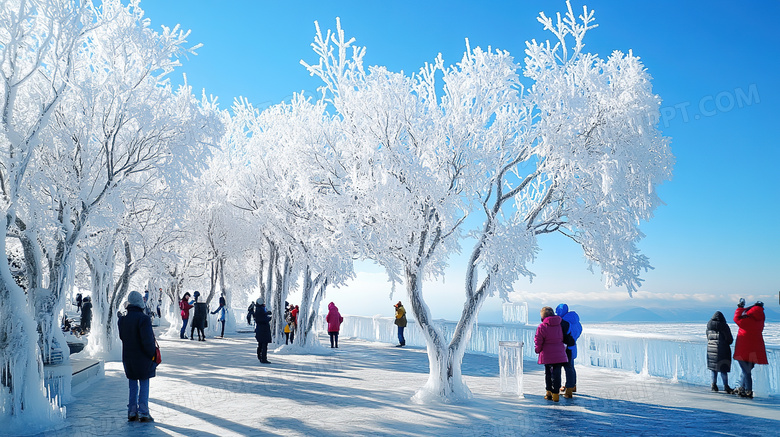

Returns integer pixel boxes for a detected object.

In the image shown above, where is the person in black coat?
[80,296,93,333]
[190,291,208,341]
[118,291,157,422]
[253,298,272,364]
[706,311,734,393]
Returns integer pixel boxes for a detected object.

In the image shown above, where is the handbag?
[153,340,162,365]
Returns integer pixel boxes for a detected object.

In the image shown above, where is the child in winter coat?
[326,302,344,348]
[211,295,227,338]
[534,306,569,402]
[706,311,733,393]
[733,300,767,398]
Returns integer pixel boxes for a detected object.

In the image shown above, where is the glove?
[737,298,745,308]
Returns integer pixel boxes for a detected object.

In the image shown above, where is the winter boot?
[138,413,154,423]
[745,390,754,399]
[564,387,574,399]
[128,413,138,422]
[552,392,560,402]
[544,391,553,400]
[724,385,733,394]
[711,383,718,392]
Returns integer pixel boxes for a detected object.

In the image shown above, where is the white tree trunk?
[0,226,62,424]
[403,264,473,403]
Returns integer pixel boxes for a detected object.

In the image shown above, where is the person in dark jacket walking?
[247,301,256,326]
[733,299,767,398]
[76,292,83,313]
[190,291,208,341]
[253,298,272,363]
[179,292,193,339]
[706,311,733,393]
[118,291,157,422]
[80,296,93,334]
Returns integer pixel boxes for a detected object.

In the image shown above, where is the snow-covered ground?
[32,331,779,437]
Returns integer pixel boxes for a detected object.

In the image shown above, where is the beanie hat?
[256,298,264,306]
[127,290,144,308]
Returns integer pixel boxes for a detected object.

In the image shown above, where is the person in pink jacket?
[534,306,569,402]
[326,302,344,348]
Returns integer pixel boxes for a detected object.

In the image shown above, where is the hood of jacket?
[555,304,569,317]
[328,302,338,312]
[744,305,765,322]
[711,311,726,323]
[543,315,562,326]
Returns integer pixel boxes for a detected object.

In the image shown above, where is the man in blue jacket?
[119,291,157,422]
[556,303,582,398]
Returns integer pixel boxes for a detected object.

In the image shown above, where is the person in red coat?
[733,299,767,398]
[326,302,344,348]
[534,306,569,402]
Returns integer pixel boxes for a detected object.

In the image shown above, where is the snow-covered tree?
[1,0,221,424]
[0,0,95,424]
[227,95,357,346]
[302,4,672,402]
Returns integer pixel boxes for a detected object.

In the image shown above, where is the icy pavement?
[33,331,780,437]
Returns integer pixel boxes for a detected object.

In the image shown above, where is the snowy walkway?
[37,331,779,437]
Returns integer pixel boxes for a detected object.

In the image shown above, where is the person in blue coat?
[253,298,272,364]
[556,303,582,398]
[118,290,157,422]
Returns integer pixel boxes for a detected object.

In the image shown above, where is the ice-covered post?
[499,341,524,398]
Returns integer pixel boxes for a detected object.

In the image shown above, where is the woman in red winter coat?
[326,302,343,348]
[733,300,767,398]
[534,306,569,402]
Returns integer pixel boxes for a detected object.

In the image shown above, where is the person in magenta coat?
[326,302,344,348]
[534,306,569,402]
[178,292,193,339]
[733,299,767,398]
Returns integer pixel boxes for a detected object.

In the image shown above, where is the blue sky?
[141,1,779,319]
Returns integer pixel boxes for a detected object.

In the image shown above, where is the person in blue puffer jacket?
[556,303,582,398]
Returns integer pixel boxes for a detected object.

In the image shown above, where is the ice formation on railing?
[329,315,779,397]
[502,302,528,325]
